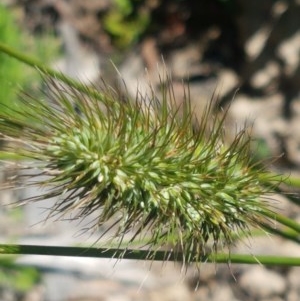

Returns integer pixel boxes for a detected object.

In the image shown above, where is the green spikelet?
[0,72,279,264]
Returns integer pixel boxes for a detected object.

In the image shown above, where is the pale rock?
[287,290,300,301]
[288,267,300,291]
[210,284,239,301]
[260,297,284,301]
[251,61,280,89]
[277,31,300,75]
[239,266,286,298]
[245,25,271,59]
[54,21,100,83]
[194,286,210,300]
[147,284,191,301]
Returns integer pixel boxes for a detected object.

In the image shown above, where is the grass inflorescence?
[0,72,279,265]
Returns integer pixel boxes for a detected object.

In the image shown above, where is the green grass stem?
[0,42,105,102]
[0,244,300,266]
[262,210,300,234]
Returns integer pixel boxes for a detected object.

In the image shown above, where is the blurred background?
[0,0,300,300]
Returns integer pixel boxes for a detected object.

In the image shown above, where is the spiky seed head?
[0,74,279,265]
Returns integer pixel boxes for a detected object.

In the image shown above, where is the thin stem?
[232,227,300,245]
[0,151,26,160]
[1,244,300,266]
[282,173,300,189]
[261,223,300,244]
[262,210,300,234]
[0,42,105,102]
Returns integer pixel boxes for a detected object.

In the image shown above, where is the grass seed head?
[0,74,279,265]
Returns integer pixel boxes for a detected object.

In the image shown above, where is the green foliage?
[0,5,30,112]
[0,257,40,293]
[0,4,60,115]
[101,0,238,49]
[251,138,272,162]
[103,0,150,48]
